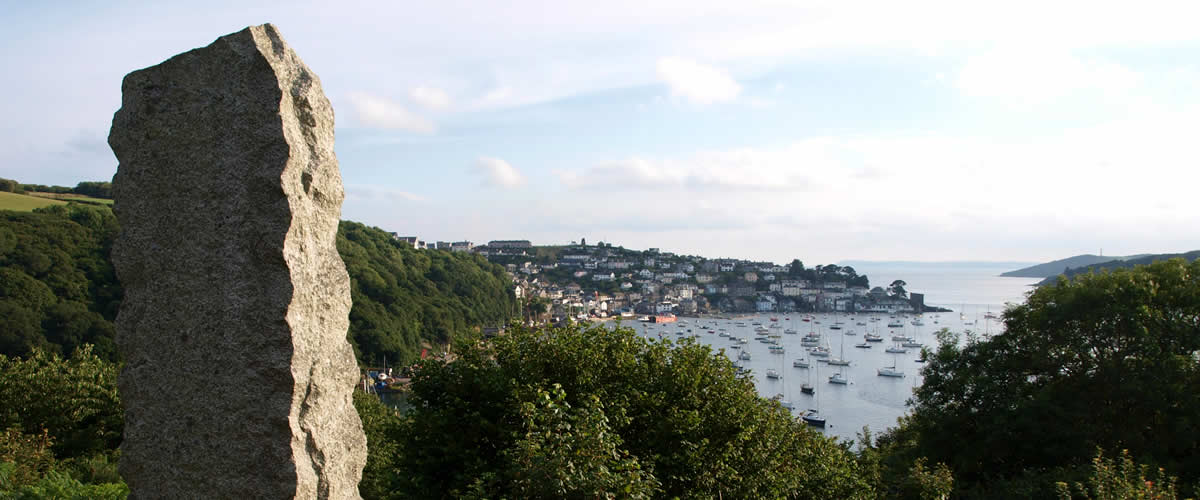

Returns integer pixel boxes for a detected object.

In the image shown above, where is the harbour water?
[624,264,1038,444]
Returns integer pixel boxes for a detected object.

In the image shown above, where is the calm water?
[623,264,1038,444]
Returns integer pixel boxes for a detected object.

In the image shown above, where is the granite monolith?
[108,24,366,499]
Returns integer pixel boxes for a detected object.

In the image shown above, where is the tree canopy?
[372,322,871,499]
[883,259,1200,497]
[0,206,516,367]
[337,221,516,366]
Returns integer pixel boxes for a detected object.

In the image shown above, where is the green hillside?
[0,206,515,366]
[1036,250,1200,285]
[0,191,68,211]
[999,254,1123,278]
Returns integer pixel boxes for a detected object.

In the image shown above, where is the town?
[391,234,938,321]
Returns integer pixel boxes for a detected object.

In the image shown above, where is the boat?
[878,356,905,377]
[801,409,825,427]
[793,358,810,368]
[901,340,923,348]
[801,338,820,347]
[864,333,883,342]
[809,347,831,358]
[854,342,872,349]
[893,334,912,342]
[828,372,848,385]
[826,331,850,366]
[885,345,908,354]
[784,328,798,335]
[739,351,751,361]
[856,321,867,326]
[766,369,781,379]
[801,357,817,396]
[887,320,904,328]
[773,394,794,410]
[769,345,785,354]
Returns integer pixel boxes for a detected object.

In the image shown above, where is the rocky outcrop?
[109,24,366,499]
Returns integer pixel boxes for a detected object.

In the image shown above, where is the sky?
[3,1,1199,264]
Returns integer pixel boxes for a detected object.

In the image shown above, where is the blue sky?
[3,1,1199,263]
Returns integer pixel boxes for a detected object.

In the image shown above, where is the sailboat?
[827,330,850,366]
[776,352,793,409]
[878,354,905,377]
[828,369,848,385]
[801,360,823,426]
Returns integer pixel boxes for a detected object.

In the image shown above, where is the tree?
[391,322,871,498]
[789,259,805,277]
[0,346,122,461]
[902,259,1200,497]
[888,279,908,298]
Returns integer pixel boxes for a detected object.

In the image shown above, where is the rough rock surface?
[108,24,366,499]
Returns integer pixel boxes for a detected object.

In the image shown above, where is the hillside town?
[391,234,934,321]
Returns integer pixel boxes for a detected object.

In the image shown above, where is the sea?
[622,262,1039,445]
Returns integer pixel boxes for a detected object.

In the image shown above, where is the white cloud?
[344,184,427,203]
[345,92,436,133]
[656,57,741,105]
[409,86,451,110]
[475,157,526,188]
[956,49,1141,103]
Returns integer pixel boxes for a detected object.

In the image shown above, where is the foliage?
[0,205,120,360]
[474,386,658,499]
[0,206,516,366]
[902,259,1200,497]
[0,179,17,193]
[1056,449,1178,500]
[393,322,871,499]
[0,346,122,461]
[71,182,112,200]
[1039,251,1200,286]
[0,466,128,500]
[888,279,908,298]
[337,221,516,365]
[354,391,404,500]
[0,429,55,489]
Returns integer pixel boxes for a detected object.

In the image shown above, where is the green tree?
[0,346,122,461]
[888,279,908,298]
[393,322,870,499]
[903,259,1200,497]
[1056,449,1178,500]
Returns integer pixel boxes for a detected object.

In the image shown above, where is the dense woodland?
[0,204,515,366]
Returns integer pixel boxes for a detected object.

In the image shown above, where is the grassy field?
[27,192,114,205]
[0,191,68,211]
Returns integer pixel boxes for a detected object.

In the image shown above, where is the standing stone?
[108,24,366,499]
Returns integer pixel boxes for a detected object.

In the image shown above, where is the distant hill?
[0,205,515,365]
[1035,250,1200,286]
[1000,254,1128,278]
